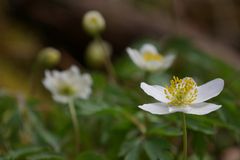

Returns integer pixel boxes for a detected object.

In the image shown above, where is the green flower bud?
[85,40,112,68]
[38,47,61,67]
[82,10,106,36]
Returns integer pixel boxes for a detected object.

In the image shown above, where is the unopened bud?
[38,47,61,67]
[82,10,106,36]
[85,40,112,68]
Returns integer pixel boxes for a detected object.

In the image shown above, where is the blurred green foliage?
[0,37,240,160]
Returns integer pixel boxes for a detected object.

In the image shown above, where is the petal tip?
[218,78,224,86]
[188,103,222,115]
[214,78,224,85]
[138,104,149,112]
[126,47,133,53]
[215,78,224,93]
[140,82,146,86]
[140,82,148,90]
[216,104,222,109]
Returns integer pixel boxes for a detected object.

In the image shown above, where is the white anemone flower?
[126,44,175,71]
[43,65,92,104]
[139,76,224,115]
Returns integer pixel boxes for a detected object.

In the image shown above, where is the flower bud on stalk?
[82,10,106,36]
[37,47,61,67]
[85,40,112,68]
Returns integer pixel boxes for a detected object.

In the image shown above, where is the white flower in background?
[43,65,92,103]
[139,76,224,115]
[83,10,106,35]
[126,44,175,71]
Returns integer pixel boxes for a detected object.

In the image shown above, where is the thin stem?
[182,113,187,160]
[17,94,33,143]
[68,100,80,151]
[95,37,117,83]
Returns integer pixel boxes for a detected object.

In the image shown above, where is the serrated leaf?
[119,138,142,160]
[143,138,173,160]
[124,147,140,160]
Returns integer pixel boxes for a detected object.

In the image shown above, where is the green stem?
[95,37,116,83]
[17,95,33,143]
[68,100,80,151]
[182,113,187,160]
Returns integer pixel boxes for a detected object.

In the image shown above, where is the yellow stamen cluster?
[164,76,198,106]
[143,52,163,62]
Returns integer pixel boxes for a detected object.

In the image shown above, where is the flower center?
[89,17,98,26]
[164,76,198,106]
[58,85,76,96]
[143,52,162,62]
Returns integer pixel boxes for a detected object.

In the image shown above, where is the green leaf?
[187,116,215,135]
[0,95,16,113]
[76,151,104,160]
[147,72,171,86]
[75,99,110,116]
[124,147,141,160]
[26,153,64,160]
[91,72,108,90]
[4,147,47,159]
[143,138,173,160]
[114,55,144,81]
[148,126,182,137]
[192,132,207,160]
[119,138,142,160]
[28,111,60,152]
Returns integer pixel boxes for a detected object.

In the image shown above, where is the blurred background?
[1,0,240,93]
[1,0,240,159]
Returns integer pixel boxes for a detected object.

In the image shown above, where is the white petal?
[42,64,93,103]
[82,73,93,86]
[69,65,80,74]
[64,65,80,79]
[144,61,163,71]
[53,94,71,104]
[77,89,91,99]
[126,48,145,68]
[42,71,59,93]
[168,106,191,113]
[76,73,92,99]
[138,103,171,115]
[186,102,221,115]
[42,78,51,90]
[162,54,175,69]
[143,54,175,71]
[194,78,224,103]
[140,44,158,54]
[140,82,170,103]
[52,70,61,78]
